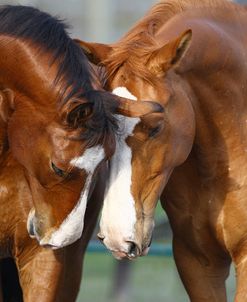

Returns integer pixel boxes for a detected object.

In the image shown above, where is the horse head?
[76,29,196,258]
[0,6,167,250]
[1,75,163,251]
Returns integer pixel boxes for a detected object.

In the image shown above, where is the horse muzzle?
[97,232,152,260]
[27,209,60,249]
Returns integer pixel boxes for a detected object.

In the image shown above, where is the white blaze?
[112,86,137,100]
[42,145,105,248]
[100,86,139,251]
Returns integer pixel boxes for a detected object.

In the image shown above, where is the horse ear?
[148,29,192,76]
[74,39,112,65]
[0,89,15,122]
[116,97,164,118]
[61,101,93,128]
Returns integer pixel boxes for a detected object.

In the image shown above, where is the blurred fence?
[87,241,173,257]
[5,0,246,43]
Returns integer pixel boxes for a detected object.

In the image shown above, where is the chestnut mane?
[104,0,239,83]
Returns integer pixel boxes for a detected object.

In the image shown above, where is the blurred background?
[0,0,246,301]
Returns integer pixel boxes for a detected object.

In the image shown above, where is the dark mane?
[77,90,119,147]
[104,0,240,83]
[0,5,119,146]
[0,5,93,102]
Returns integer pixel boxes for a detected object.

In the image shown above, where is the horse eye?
[80,105,92,119]
[51,162,67,178]
[148,126,162,138]
[67,103,93,127]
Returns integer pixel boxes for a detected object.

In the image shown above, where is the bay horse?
[0,5,163,302]
[77,0,247,300]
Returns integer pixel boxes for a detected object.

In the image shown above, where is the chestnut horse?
[0,5,163,302]
[77,0,247,300]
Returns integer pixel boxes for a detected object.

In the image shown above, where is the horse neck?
[119,0,232,43]
[0,152,31,253]
[0,36,59,104]
[162,9,247,179]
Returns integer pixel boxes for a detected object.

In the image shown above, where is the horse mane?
[104,0,239,83]
[121,0,234,38]
[0,5,93,103]
[0,6,118,147]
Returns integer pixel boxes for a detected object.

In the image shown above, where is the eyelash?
[148,126,162,138]
[51,162,68,178]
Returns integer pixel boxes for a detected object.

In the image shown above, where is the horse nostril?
[27,210,37,239]
[97,233,105,243]
[28,220,35,237]
[127,241,139,258]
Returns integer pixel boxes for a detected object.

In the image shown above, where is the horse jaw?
[27,145,105,249]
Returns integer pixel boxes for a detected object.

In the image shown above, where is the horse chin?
[111,251,130,260]
[38,240,60,250]
[111,250,139,260]
[111,244,150,260]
